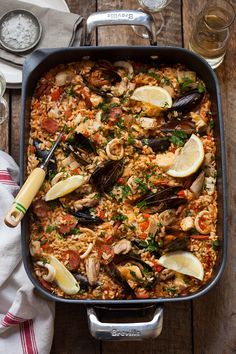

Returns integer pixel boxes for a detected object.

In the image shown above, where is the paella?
[27,59,219,299]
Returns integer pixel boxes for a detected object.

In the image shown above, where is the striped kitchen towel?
[0,151,55,354]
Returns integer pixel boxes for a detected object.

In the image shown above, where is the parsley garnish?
[134,178,149,193]
[180,77,194,92]
[197,83,205,93]
[46,225,58,233]
[169,130,188,147]
[147,71,161,80]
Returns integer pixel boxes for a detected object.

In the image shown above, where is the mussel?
[162,236,188,254]
[169,90,204,112]
[69,209,104,225]
[160,119,196,135]
[135,186,187,213]
[107,254,156,297]
[33,140,57,174]
[66,132,96,166]
[142,138,171,153]
[74,273,89,291]
[90,160,124,193]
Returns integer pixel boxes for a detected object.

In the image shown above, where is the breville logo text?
[111,329,141,337]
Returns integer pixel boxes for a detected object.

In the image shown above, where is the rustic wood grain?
[97,0,182,47]
[0,91,9,152]
[10,90,21,164]
[183,1,236,353]
[51,304,100,354]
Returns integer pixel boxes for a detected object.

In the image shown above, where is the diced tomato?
[58,215,78,234]
[65,109,72,119]
[139,220,150,232]
[98,245,114,264]
[93,132,101,142]
[41,118,58,133]
[51,88,61,101]
[99,210,105,219]
[139,233,148,240]
[83,131,89,137]
[32,199,49,218]
[118,177,125,185]
[61,134,66,142]
[142,213,150,219]
[63,250,80,271]
[153,264,164,273]
[41,242,49,250]
[72,168,81,175]
[178,190,186,198]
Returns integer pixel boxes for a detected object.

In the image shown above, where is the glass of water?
[0,71,8,124]
[132,0,173,39]
[189,0,235,69]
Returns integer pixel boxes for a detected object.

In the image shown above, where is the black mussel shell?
[69,132,96,154]
[107,262,135,296]
[102,69,122,85]
[142,138,171,153]
[33,140,57,173]
[169,91,204,112]
[162,237,188,254]
[69,210,104,225]
[90,160,124,193]
[113,254,154,273]
[73,273,89,290]
[160,119,195,135]
[135,186,187,213]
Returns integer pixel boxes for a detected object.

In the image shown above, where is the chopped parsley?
[180,77,194,92]
[46,225,58,233]
[65,87,76,97]
[134,178,149,193]
[112,214,128,221]
[169,130,188,147]
[147,71,161,80]
[166,287,177,294]
[145,234,159,253]
[197,82,205,93]
[212,239,220,250]
[127,135,135,145]
[210,119,214,129]
[120,185,131,197]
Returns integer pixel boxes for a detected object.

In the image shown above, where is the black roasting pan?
[20,45,227,340]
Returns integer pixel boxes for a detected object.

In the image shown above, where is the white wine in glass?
[133,0,173,39]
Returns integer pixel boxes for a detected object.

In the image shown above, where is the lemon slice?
[131,86,172,109]
[158,251,204,280]
[45,175,86,201]
[49,255,80,295]
[167,134,204,178]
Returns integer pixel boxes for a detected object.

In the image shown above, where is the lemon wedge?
[49,255,80,295]
[167,134,204,178]
[131,86,172,109]
[158,251,204,280]
[45,175,86,201]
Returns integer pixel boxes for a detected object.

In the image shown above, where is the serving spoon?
[4,131,63,228]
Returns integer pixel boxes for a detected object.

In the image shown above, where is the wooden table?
[1,1,235,353]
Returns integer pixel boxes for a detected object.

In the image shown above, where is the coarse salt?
[1,14,38,50]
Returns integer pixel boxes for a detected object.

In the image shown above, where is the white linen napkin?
[0,151,55,354]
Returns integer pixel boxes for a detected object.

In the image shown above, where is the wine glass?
[132,0,173,39]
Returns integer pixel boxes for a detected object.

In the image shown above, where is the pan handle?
[87,305,163,341]
[86,10,157,46]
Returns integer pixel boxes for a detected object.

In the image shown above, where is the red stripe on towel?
[20,320,38,354]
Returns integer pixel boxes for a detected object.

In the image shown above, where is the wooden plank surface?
[2,0,235,353]
[183,1,236,354]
